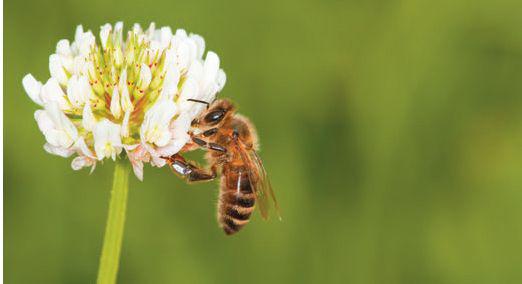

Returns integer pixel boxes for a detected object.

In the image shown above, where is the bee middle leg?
[191,136,227,153]
[165,154,217,183]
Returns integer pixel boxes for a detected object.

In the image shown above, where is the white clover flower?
[23,22,226,180]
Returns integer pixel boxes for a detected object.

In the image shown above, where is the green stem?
[97,158,130,284]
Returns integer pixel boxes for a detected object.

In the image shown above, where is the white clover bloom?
[23,22,226,180]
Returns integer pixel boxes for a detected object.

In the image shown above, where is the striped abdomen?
[218,165,256,235]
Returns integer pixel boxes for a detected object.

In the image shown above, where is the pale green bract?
[23,22,226,180]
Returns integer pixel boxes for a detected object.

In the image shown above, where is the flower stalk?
[97,158,130,284]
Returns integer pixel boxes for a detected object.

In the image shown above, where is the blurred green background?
[5,0,522,283]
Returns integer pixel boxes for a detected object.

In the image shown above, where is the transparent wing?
[234,140,280,220]
[249,150,280,220]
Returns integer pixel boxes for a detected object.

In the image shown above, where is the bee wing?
[235,141,280,220]
[249,150,280,220]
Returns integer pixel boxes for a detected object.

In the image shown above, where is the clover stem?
[97,158,130,284]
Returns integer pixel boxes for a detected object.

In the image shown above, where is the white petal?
[44,102,78,148]
[34,110,54,134]
[100,24,112,49]
[74,25,84,42]
[139,64,152,90]
[71,156,86,170]
[161,113,193,155]
[61,58,74,74]
[216,69,226,92]
[22,74,43,105]
[155,130,172,147]
[71,156,95,170]
[72,27,95,56]
[49,54,68,85]
[93,119,122,160]
[131,160,144,181]
[44,143,75,157]
[110,87,122,119]
[41,77,70,110]
[43,129,67,147]
[67,75,91,108]
[160,27,173,47]
[132,23,142,34]
[151,155,167,167]
[80,75,95,99]
[82,104,96,131]
[175,29,188,39]
[170,113,192,135]
[164,48,176,73]
[124,144,140,151]
[146,22,156,38]
[73,56,94,76]
[201,82,220,103]
[126,148,145,181]
[187,60,203,79]
[140,139,159,158]
[200,52,220,100]
[115,22,123,31]
[178,77,207,118]
[159,64,180,100]
[112,22,124,47]
[121,111,131,138]
[36,102,78,148]
[74,137,94,158]
[152,29,162,42]
[179,77,199,103]
[80,32,95,56]
[189,34,205,59]
[141,99,178,147]
[173,41,192,71]
[156,134,189,157]
[203,51,220,83]
[56,40,72,57]
[149,99,178,127]
[119,70,133,112]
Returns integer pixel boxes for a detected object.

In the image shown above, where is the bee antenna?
[187,99,210,109]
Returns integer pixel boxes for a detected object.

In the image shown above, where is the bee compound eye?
[204,109,226,125]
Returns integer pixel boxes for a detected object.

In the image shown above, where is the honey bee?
[164,99,279,235]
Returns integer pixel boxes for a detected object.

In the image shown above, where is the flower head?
[23,22,226,180]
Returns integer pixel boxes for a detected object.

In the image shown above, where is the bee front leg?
[165,154,217,183]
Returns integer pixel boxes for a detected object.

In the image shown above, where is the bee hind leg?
[165,154,217,183]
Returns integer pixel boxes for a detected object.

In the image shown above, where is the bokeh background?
[5,0,522,283]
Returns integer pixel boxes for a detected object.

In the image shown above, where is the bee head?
[191,99,235,128]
